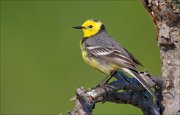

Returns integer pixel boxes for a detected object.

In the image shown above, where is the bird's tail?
[121,68,155,97]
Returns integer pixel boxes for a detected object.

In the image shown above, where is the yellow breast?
[81,49,97,69]
[81,47,118,75]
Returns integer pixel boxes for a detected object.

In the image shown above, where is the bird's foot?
[94,71,117,88]
[95,81,108,88]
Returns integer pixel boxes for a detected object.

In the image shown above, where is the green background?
[1,0,160,115]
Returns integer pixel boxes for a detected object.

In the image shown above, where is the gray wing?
[85,46,141,69]
[84,33,142,69]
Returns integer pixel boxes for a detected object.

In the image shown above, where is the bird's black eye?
[89,25,93,28]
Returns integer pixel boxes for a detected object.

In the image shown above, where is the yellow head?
[73,19,104,37]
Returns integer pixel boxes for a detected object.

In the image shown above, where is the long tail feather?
[122,68,155,97]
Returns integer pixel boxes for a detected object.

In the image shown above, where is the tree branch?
[68,72,161,115]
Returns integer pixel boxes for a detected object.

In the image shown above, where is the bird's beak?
[72,26,84,29]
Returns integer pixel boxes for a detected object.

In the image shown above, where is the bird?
[73,19,154,97]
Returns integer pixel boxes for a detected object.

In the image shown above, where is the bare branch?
[68,72,161,115]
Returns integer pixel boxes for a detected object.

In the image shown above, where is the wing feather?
[85,46,140,69]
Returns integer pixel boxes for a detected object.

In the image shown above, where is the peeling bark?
[143,0,180,114]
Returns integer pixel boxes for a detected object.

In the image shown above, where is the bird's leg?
[103,71,117,84]
[95,71,117,88]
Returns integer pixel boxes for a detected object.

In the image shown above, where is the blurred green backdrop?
[1,0,160,115]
